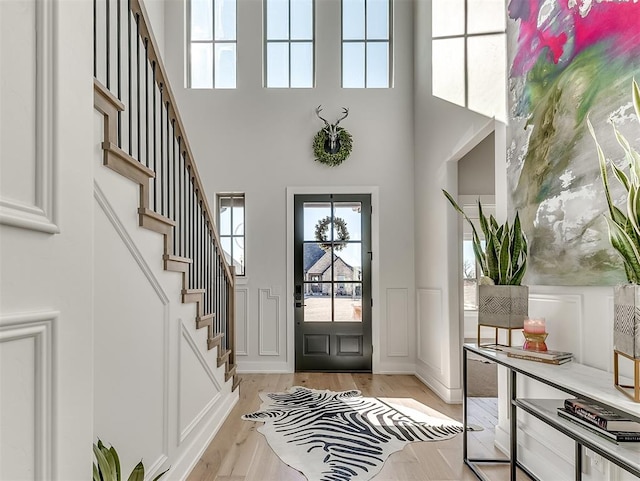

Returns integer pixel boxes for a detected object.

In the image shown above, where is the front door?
[294,194,372,371]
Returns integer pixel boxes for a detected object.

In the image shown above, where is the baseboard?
[236,360,292,373]
[414,370,462,404]
[172,389,239,480]
[375,361,416,374]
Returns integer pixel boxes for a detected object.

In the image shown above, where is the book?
[564,398,640,432]
[506,352,572,364]
[498,345,573,361]
[557,408,640,442]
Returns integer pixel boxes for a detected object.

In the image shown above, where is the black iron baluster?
[172,123,177,253]
[128,0,132,155]
[179,143,183,257]
[158,82,163,215]
[152,62,157,211]
[93,0,97,78]
[144,39,149,168]
[136,15,141,162]
[106,0,110,89]
[116,0,121,147]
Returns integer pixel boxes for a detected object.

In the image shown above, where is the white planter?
[478,285,528,329]
[613,284,640,359]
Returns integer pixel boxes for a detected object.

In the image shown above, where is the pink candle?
[524,317,546,334]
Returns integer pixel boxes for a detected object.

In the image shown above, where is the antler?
[315,105,329,127]
[335,107,349,126]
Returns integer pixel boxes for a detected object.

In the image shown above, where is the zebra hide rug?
[242,386,467,481]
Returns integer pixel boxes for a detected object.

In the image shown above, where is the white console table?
[463,343,640,481]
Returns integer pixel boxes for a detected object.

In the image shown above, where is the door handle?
[295,302,307,308]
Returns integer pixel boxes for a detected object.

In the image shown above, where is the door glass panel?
[334,283,362,322]
[333,243,362,281]
[334,202,361,241]
[304,283,332,322]
[303,202,331,241]
[304,242,331,280]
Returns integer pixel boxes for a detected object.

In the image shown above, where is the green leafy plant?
[442,190,528,285]
[93,439,168,481]
[588,78,640,284]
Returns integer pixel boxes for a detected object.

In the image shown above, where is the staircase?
[93,0,239,391]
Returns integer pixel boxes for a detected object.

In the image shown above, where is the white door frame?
[286,186,380,373]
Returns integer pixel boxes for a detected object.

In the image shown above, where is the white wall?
[92,110,238,479]
[0,1,95,479]
[413,0,496,402]
[458,131,495,196]
[162,0,417,374]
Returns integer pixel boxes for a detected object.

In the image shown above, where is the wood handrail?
[130,0,233,284]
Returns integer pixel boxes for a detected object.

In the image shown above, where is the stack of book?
[557,398,640,442]
[496,345,573,364]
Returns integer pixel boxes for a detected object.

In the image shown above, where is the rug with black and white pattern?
[242,386,468,481]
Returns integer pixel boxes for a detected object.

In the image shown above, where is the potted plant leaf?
[93,439,169,481]
[443,190,528,345]
[588,78,640,388]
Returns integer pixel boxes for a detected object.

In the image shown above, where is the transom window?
[265,0,315,88]
[217,193,245,276]
[342,0,392,88]
[188,0,237,89]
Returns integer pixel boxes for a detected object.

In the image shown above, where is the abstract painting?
[507,0,640,285]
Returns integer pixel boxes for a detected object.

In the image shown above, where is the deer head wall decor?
[315,105,349,154]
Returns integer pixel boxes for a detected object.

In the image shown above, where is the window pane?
[267,0,289,40]
[342,42,365,88]
[304,242,330,279]
[191,0,213,41]
[343,0,365,40]
[303,202,331,241]
[219,198,232,235]
[432,38,465,107]
[232,236,244,275]
[463,240,478,309]
[432,0,465,37]
[333,244,362,281]
[267,42,290,87]
[190,43,213,88]
[232,199,244,235]
[366,41,388,87]
[366,0,389,40]
[334,202,361,241]
[290,42,313,88]
[467,34,507,122]
[467,0,506,35]
[221,236,232,265]
[334,283,362,322]
[215,0,236,40]
[304,283,332,322]
[214,43,236,88]
[291,0,313,40]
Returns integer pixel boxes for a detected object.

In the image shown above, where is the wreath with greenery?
[315,216,350,251]
[312,128,353,167]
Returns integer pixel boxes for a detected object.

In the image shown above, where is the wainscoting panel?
[0,0,57,233]
[0,311,56,481]
[416,288,443,374]
[386,288,409,357]
[528,293,583,362]
[178,322,222,444]
[235,288,248,356]
[259,288,281,356]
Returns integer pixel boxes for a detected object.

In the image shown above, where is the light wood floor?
[187,373,529,481]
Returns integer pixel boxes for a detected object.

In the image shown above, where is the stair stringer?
[94,80,239,390]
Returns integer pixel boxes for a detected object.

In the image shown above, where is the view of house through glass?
[189,0,237,88]
[265,0,314,88]
[217,193,245,275]
[342,0,391,88]
[302,201,363,322]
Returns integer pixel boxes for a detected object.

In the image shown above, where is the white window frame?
[217,192,245,276]
[341,0,393,88]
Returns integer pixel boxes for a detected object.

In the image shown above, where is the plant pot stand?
[613,349,640,403]
[477,324,520,347]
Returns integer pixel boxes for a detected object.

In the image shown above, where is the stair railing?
[93,0,237,385]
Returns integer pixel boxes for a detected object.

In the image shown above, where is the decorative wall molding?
[416,288,443,374]
[235,287,249,356]
[386,288,409,357]
[94,181,170,464]
[0,310,57,481]
[258,288,280,356]
[0,0,57,233]
[178,322,222,444]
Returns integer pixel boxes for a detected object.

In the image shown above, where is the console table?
[463,343,640,481]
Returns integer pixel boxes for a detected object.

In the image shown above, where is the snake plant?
[588,78,640,284]
[93,439,168,481]
[442,190,528,285]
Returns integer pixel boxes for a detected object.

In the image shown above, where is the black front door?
[294,194,372,372]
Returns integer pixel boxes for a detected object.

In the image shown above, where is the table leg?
[510,369,517,481]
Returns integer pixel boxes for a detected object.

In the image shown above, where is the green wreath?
[314,216,350,251]
[313,128,353,167]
